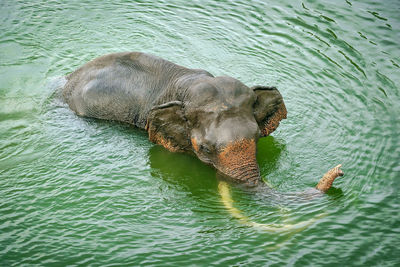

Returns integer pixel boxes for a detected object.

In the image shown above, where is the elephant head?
[146,76,287,186]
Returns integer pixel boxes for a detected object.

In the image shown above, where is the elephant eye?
[253,94,259,105]
[252,95,258,110]
[200,144,211,154]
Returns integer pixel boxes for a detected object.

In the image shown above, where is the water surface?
[1,0,399,266]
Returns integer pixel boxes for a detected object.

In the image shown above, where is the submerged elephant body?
[63,52,341,190]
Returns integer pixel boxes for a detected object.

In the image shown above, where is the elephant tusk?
[218,181,326,233]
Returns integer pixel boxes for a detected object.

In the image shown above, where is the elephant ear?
[145,101,191,152]
[252,86,287,137]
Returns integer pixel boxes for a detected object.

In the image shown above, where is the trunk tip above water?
[316,164,344,192]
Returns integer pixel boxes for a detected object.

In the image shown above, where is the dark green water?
[1,0,399,266]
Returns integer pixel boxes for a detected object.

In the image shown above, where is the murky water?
[1,0,399,266]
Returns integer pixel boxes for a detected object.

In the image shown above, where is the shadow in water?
[324,187,344,199]
[148,136,287,193]
[148,145,218,195]
[256,136,286,181]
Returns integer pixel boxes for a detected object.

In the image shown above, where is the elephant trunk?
[217,139,261,186]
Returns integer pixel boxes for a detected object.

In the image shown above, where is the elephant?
[62,52,343,191]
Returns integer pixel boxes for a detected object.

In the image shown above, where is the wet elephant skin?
[63,52,287,185]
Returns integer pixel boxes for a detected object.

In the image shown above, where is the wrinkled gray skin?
[63,52,287,186]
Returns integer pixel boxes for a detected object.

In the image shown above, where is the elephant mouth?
[261,102,287,136]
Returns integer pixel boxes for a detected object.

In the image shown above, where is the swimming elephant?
[63,52,342,190]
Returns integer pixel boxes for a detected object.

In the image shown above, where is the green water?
[1,0,399,266]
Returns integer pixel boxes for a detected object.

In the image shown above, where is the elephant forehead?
[190,87,255,110]
[191,77,254,102]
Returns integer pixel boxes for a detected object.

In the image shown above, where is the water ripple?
[1,0,399,266]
